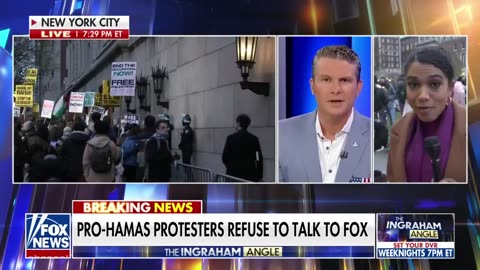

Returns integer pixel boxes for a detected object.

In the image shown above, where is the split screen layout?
[12,36,468,183]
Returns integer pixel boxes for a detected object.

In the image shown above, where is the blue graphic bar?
[73,246,375,258]
[377,248,455,258]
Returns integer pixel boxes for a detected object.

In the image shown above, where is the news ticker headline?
[72,213,375,247]
[29,16,129,40]
[25,201,455,259]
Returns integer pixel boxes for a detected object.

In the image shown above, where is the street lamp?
[136,75,150,112]
[124,95,136,114]
[151,64,169,109]
[236,37,269,96]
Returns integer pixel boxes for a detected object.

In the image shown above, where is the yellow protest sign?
[101,80,120,106]
[24,76,37,86]
[33,103,40,113]
[102,80,110,95]
[103,94,121,107]
[14,85,33,107]
[95,94,103,106]
[26,68,38,77]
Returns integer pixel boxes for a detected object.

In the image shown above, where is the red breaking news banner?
[72,201,203,214]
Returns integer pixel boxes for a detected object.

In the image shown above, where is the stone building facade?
[63,37,276,181]
[375,37,401,79]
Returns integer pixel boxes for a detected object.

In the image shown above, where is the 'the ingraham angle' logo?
[386,216,441,240]
[25,213,71,258]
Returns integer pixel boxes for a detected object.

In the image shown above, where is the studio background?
[279,36,371,120]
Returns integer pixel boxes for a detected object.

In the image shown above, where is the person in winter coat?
[222,114,263,181]
[179,114,194,164]
[60,122,90,181]
[83,120,121,182]
[14,117,26,182]
[144,120,174,182]
[27,123,51,163]
[121,124,140,182]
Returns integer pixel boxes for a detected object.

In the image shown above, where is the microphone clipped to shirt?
[424,136,441,182]
[340,151,349,159]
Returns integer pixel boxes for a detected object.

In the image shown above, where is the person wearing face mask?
[144,119,175,182]
[179,114,194,164]
[387,46,466,182]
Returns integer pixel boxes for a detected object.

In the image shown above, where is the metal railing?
[175,163,253,183]
[214,173,251,183]
[175,163,215,182]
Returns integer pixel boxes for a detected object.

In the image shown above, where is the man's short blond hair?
[311,45,361,81]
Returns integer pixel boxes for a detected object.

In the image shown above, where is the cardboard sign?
[102,94,121,107]
[14,107,21,117]
[121,114,139,125]
[90,106,106,116]
[95,94,103,106]
[110,62,136,96]
[33,103,40,113]
[69,92,85,113]
[102,80,121,106]
[84,92,96,107]
[102,80,110,95]
[24,76,37,86]
[41,100,54,119]
[14,85,33,107]
[26,68,38,77]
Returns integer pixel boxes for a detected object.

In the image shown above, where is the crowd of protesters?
[14,113,181,182]
[14,112,264,182]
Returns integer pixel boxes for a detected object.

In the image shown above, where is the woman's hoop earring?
[446,96,452,106]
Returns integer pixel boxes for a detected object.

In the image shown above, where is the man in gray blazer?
[279,45,371,183]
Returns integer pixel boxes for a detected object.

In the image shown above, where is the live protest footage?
[13,36,275,183]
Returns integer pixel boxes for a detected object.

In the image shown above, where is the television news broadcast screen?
[1,1,480,269]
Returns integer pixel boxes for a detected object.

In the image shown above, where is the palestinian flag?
[52,92,71,119]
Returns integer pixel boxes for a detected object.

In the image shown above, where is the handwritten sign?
[121,114,139,125]
[69,92,85,113]
[24,76,37,86]
[41,100,54,119]
[26,68,38,77]
[14,85,33,107]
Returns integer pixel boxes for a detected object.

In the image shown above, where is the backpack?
[143,136,173,181]
[146,136,171,161]
[89,143,113,173]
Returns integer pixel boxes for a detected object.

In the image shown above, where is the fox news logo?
[25,214,71,258]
